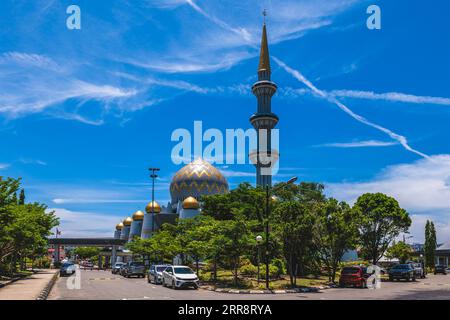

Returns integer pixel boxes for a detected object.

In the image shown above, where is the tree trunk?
[288,254,294,287]
[196,259,199,277]
[213,256,217,282]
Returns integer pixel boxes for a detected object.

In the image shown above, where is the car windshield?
[341,267,360,275]
[131,262,144,266]
[157,266,167,272]
[174,267,194,274]
[62,263,73,267]
[393,264,410,269]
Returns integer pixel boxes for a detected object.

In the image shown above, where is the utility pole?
[149,168,160,234]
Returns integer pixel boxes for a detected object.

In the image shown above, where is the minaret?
[250,16,279,187]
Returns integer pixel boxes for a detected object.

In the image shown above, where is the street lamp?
[256,235,263,283]
[149,167,160,234]
[264,176,298,290]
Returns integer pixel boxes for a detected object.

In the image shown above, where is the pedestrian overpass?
[48,238,129,268]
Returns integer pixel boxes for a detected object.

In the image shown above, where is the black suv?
[434,265,447,275]
[389,264,416,281]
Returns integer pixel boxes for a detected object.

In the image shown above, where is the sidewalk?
[0,269,57,300]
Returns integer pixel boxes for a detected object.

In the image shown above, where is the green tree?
[74,247,100,260]
[272,201,316,286]
[424,220,437,269]
[314,199,359,282]
[219,212,254,286]
[19,189,25,205]
[385,241,413,263]
[353,193,411,264]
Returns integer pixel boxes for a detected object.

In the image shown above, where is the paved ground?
[0,269,56,300]
[48,269,450,300]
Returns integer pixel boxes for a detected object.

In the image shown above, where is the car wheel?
[172,280,176,289]
[162,279,166,287]
[147,276,151,283]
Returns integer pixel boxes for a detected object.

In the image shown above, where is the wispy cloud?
[273,57,430,159]
[19,158,47,166]
[316,140,398,148]
[52,198,148,205]
[0,52,138,122]
[0,163,10,170]
[330,90,450,106]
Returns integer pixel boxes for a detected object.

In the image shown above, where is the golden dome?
[123,217,133,226]
[116,222,124,230]
[145,201,161,214]
[182,196,200,210]
[170,158,229,205]
[133,210,144,221]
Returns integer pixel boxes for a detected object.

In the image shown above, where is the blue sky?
[1,0,450,242]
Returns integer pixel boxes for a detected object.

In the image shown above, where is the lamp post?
[149,168,160,234]
[264,176,298,290]
[256,235,263,283]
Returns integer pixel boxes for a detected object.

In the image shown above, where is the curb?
[36,271,59,300]
[0,270,38,289]
[0,277,22,289]
[201,284,337,294]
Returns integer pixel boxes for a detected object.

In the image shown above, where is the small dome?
[116,222,124,230]
[133,210,144,221]
[145,201,161,214]
[182,196,200,210]
[123,217,133,226]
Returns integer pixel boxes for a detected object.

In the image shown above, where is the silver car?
[162,265,199,289]
[147,264,170,284]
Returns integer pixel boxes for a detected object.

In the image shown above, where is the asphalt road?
[48,269,450,300]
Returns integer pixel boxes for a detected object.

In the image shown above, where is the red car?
[339,266,370,288]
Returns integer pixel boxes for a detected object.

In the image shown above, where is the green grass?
[198,269,331,290]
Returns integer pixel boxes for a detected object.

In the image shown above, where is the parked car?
[82,261,94,270]
[162,265,199,289]
[434,265,447,275]
[409,262,426,278]
[148,264,171,284]
[339,266,371,288]
[389,264,416,281]
[112,262,125,274]
[122,261,146,278]
[60,262,76,277]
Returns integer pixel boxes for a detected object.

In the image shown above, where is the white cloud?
[331,90,450,106]
[49,208,121,238]
[52,198,147,205]
[326,155,450,242]
[0,163,10,170]
[317,140,398,148]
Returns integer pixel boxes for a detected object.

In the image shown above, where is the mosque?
[111,20,278,265]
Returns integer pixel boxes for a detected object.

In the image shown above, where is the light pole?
[264,176,298,290]
[149,167,160,234]
[256,235,263,283]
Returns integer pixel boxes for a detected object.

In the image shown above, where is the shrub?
[260,264,279,279]
[239,263,258,276]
